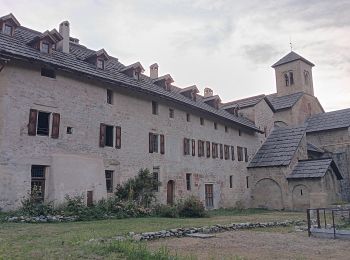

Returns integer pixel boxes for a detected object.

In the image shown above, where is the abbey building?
[0,13,349,211]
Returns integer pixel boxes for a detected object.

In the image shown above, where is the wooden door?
[87,191,93,207]
[167,180,174,204]
[205,184,214,208]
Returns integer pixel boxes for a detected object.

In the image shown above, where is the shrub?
[19,188,54,216]
[177,195,206,218]
[154,204,179,218]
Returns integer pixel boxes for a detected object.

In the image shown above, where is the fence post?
[307,209,311,237]
[332,210,336,239]
[324,209,327,228]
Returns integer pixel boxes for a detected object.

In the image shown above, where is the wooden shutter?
[198,140,201,157]
[206,141,210,158]
[212,143,215,158]
[149,133,154,153]
[115,126,121,149]
[28,109,38,136]
[244,147,248,162]
[220,144,223,159]
[160,134,165,154]
[99,124,106,147]
[231,146,235,161]
[51,113,60,139]
[191,139,195,156]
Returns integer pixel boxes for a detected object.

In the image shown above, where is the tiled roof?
[272,51,315,68]
[248,126,306,168]
[287,158,342,180]
[0,26,261,132]
[265,92,304,111]
[221,94,266,109]
[306,108,350,133]
[307,142,324,153]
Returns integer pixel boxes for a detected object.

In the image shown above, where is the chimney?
[57,21,70,53]
[150,63,159,79]
[204,88,213,97]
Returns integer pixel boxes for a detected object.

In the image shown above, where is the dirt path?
[148,230,350,259]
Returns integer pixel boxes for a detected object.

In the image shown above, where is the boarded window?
[191,139,196,156]
[231,146,235,161]
[206,141,211,158]
[229,176,233,188]
[152,101,158,115]
[219,144,223,159]
[186,173,191,191]
[116,126,121,149]
[237,146,243,161]
[31,165,46,202]
[51,113,60,139]
[205,184,214,208]
[224,145,229,160]
[184,138,190,155]
[107,89,113,104]
[160,134,165,154]
[105,170,113,193]
[37,111,50,136]
[244,147,249,162]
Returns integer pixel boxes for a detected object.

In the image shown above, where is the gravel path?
[148,230,350,259]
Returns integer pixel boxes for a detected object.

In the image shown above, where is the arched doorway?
[252,178,284,210]
[167,180,175,204]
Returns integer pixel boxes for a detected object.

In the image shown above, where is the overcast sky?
[2,0,350,111]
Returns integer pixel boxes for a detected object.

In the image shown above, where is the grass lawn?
[0,209,304,259]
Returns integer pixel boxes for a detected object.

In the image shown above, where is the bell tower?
[272,51,315,97]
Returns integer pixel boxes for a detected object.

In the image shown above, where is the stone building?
[0,13,348,211]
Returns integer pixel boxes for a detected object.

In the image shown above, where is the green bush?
[177,195,206,218]
[19,188,54,216]
[154,204,179,218]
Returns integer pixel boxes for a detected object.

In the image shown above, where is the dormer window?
[3,24,12,35]
[97,59,104,70]
[41,42,50,54]
[153,74,174,91]
[120,62,145,80]
[27,29,62,55]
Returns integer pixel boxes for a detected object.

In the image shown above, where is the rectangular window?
[246,176,249,188]
[205,184,214,208]
[191,139,196,156]
[198,140,205,157]
[237,146,243,161]
[149,133,160,153]
[97,59,104,69]
[225,126,228,133]
[200,117,204,126]
[219,144,223,159]
[214,122,217,130]
[87,191,93,207]
[4,24,13,35]
[41,68,56,78]
[206,141,211,158]
[105,125,114,147]
[224,145,229,160]
[183,138,190,155]
[31,165,46,202]
[186,113,190,122]
[244,147,249,162]
[66,127,73,134]
[229,175,233,188]
[153,167,160,192]
[152,101,158,115]
[231,146,235,161]
[212,143,218,158]
[169,108,174,118]
[105,170,113,193]
[186,173,191,191]
[37,111,50,136]
[107,89,113,104]
[41,42,49,53]
[238,129,242,136]
[152,134,159,153]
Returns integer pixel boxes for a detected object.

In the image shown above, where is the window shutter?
[231,146,235,161]
[28,109,38,136]
[206,141,210,158]
[160,134,165,154]
[197,140,201,157]
[220,144,223,159]
[192,139,195,156]
[99,124,106,147]
[51,113,60,139]
[212,143,215,158]
[115,126,121,149]
[244,147,248,162]
[149,133,154,153]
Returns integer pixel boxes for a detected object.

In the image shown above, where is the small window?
[37,112,50,136]
[4,24,13,35]
[41,42,50,54]
[41,68,56,78]
[289,72,294,85]
[244,147,249,162]
[200,117,204,126]
[219,144,223,159]
[107,89,113,104]
[304,71,310,85]
[66,127,73,134]
[284,73,289,86]
[198,140,205,157]
[231,146,235,161]
[105,170,113,193]
[237,146,243,161]
[214,122,217,130]
[229,176,233,188]
[225,126,228,133]
[151,134,159,153]
[238,129,242,136]
[97,59,104,69]
[31,165,46,202]
[152,101,158,115]
[186,113,190,122]
[186,173,191,191]
[153,167,160,192]
[246,176,249,188]
[105,125,114,147]
[169,108,174,118]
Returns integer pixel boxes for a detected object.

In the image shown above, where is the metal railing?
[307,207,350,239]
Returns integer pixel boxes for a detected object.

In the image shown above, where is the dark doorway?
[205,184,214,208]
[167,180,175,204]
[87,191,93,207]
